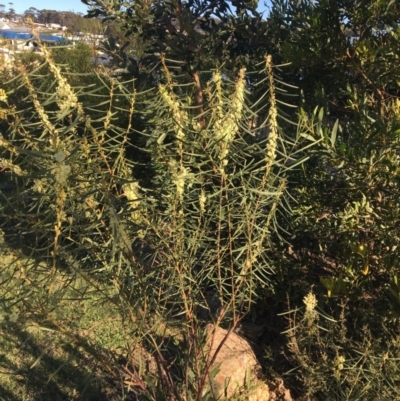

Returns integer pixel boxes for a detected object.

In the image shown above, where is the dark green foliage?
[83,0,275,90]
[52,43,94,75]
[282,298,400,400]
[268,0,400,111]
[254,3,400,398]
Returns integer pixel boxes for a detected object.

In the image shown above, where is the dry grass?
[0,241,135,401]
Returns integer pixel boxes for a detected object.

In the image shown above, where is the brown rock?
[204,324,270,400]
[267,378,294,401]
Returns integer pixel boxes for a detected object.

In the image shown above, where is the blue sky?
[10,0,270,16]
[10,0,89,14]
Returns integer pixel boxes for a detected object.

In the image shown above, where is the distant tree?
[71,13,102,34]
[6,6,15,19]
[23,7,38,22]
[37,9,61,24]
[32,9,100,31]
[83,0,273,115]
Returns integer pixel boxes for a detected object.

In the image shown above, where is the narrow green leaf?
[330,119,339,147]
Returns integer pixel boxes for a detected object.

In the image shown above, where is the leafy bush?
[282,291,400,401]
[0,46,314,399]
[52,42,94,75]
[264,75,400,401]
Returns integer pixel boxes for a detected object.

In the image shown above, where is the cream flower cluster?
[391,98,400,122]
[303,291,318,325]
[0,158,26,176]
[303,291,317,312]
[42,46,83,118]
[20,67,59,147]
[265,55,278,175]
[53,151,71,184]
[0,88,7,102]
[213,68,246,164]
[123,181,142,223]
[168,159,190,200]
[159,84,188,146]
[199,189,207,213]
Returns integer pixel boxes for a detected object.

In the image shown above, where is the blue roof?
[0,30,67,42]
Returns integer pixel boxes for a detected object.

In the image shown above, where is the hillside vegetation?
[0,0,400,400]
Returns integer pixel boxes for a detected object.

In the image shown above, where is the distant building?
[0,21,11,30]
[47,23,62,30]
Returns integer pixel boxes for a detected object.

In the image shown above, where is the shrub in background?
[282,291,400,401]
[264,74,400,401]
